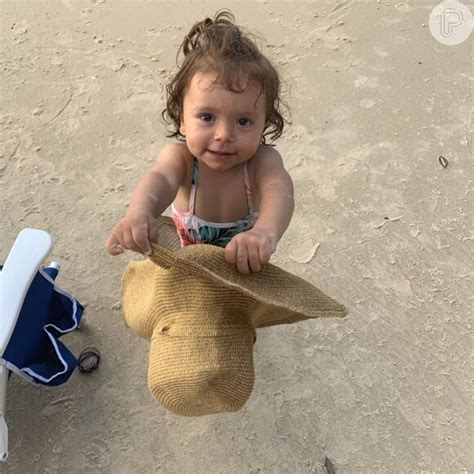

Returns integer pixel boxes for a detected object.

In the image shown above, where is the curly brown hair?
[161,10,289,144]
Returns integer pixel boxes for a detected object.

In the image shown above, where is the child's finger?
[258,243,272,265]
[122,228,135,251]
[224,239,237,265]
[109,243,125,255]
[247,245,261,273]
[132,224,151,255]
[105,233,124,255]
[235,242,250,275]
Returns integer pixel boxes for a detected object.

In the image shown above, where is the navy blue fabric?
[1,266,84,386]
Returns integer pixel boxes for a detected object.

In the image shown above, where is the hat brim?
[151,216,348,328]
[156,214,182,252]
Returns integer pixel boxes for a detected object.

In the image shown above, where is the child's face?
[179,71,266,172]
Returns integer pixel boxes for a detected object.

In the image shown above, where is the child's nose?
[214,123,234,142]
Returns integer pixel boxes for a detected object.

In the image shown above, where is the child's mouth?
[208,149,235,157]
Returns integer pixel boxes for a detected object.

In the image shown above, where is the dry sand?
[1,1,472,472]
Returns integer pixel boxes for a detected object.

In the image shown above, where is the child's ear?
[179,120,186,137]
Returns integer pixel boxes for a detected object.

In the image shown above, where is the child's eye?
[238,118,252,126]
[199,114,214,122]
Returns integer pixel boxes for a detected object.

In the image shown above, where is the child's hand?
[105,212,159,256]
[224,227,277,274]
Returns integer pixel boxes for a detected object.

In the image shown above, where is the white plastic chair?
[0,229,55,461]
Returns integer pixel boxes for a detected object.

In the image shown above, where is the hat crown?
[148,323,255,416]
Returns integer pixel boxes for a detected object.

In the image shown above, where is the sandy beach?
[1,1,472,472]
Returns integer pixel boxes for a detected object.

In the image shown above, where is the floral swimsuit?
[170,158,259,248]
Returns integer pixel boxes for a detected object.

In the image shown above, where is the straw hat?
[122,216,347,416]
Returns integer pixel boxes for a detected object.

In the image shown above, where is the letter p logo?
[440,8,463,37]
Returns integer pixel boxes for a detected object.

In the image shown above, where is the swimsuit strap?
[188,158,199,214]
[243,161,254,215]
[190,158,255,216]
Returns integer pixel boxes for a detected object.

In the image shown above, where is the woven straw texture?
[122,216,348,416]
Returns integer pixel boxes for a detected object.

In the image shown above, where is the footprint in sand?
[360,98,376,109]
[395,3,410,12]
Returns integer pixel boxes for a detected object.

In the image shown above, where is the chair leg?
[0,366,9,461]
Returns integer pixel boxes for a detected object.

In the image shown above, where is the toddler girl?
[106,10,294,274]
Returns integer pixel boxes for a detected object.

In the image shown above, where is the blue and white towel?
[0,266,84,386]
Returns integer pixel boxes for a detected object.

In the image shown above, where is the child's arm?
[225,147,294,274]
[105,143,186,256]
[252,148,294,241]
